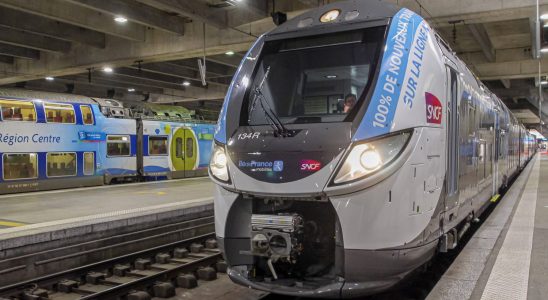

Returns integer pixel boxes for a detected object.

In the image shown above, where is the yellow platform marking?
[0,220,26,227]
[490,194,501,203]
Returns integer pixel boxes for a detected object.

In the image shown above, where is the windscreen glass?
[244,26,385,125]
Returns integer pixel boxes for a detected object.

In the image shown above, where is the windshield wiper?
[248,66,290,137]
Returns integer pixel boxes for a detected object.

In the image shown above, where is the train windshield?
[245,26,385,125]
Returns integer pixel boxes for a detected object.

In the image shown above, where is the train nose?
[225,125,350,196]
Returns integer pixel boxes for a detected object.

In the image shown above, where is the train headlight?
[360,149,382,171]
[333,131,412,184]
[210,143,230,182]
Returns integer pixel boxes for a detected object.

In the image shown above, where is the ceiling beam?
[60,74,165,94]
[130,62,230,87]
[114,67,204,87]
[169,59,235,77]
[135,0,227,28]
[466,23,495,62]
[478,58,548,80]
[0,43,39,60]
[92,70,188,91]
[427,4,548,27]
[0,27,71,53]
[66,0,186,35]
[0,0,146,41]
[0,7,105,48]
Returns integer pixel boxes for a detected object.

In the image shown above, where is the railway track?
[0,227,225,300]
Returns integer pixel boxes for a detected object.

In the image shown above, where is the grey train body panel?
[210,0,537,298]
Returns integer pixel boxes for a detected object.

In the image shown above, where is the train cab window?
[83,152,95,175]
[149,136,168,156]
[245,26,385,125]
[47,152,77,177]
[107,135,131,156]
[80,105,94,125]
[186,138,194,158]
[45,103,76,124]
[2,153,38,180]
[0,100,36,121]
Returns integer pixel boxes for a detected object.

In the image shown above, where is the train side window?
[0,100,36,122]
[186,137,193,158]
[80,105,94,125]
[107,135,131,157]
[83,152,95,175]
[47,152,77,177]
[176,137,183,158]
[45,103,76,124]
[2,153,38,180]
[149,136,168,156]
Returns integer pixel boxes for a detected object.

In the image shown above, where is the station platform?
[0,177,213,229]
[0,177,214,257]
[428,154,547,300]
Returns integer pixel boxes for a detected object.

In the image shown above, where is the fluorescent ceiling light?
[127,88,135,92]
[114,16,128,23]
[103,67,113,73]
[182,81,191,86]
[45,76,54,81]
[225,51,235,55]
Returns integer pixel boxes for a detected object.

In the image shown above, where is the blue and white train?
[210,1,536,298]
[0,88,214,194]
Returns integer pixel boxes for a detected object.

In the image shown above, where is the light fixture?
[541,80,548,85]
[103,67,113,73]
[541,13,548,20]
[225,51,235,55]
[541,47,548,53]
[45,76,54,81]
[127,88,135,92]
[182,81,191,86]
[325,75,337,79]
[114,16,128,23]
[320,9,340,23]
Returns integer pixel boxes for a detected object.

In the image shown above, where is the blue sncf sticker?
[354,8,426,141]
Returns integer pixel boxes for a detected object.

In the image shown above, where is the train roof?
[267,0,399,39]
[0,88,97,104]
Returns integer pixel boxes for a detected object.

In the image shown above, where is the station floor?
[0,177,214,230]
[428,153,548,300]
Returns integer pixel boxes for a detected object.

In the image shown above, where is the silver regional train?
[209,1,537,298]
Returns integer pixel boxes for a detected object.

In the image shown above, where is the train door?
[445,67,460,220]
[170,127,198,178]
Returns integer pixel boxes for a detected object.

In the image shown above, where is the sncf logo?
[300,160,322,172]
[425,92,442,124]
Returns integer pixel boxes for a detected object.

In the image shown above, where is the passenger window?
[80,105,94,125]
[176,137,183,158]
[83,152,94,175]
[47,152,76,177]
[149,136,168,156]
[0,99,36,122]
[45,103,76,124]
[2,153,38,180]
[107,135,131,156]
[186,138,193,158]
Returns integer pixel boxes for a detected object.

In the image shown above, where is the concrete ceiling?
[0,0,546,127]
